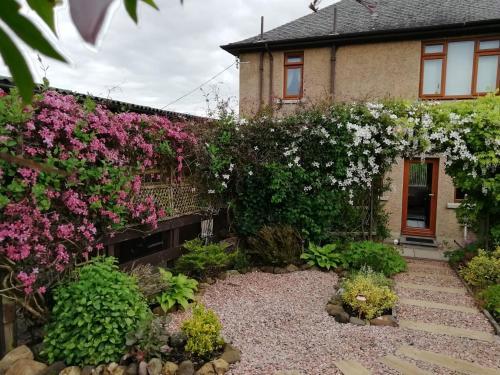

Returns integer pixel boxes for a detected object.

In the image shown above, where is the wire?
[161,60,237,109]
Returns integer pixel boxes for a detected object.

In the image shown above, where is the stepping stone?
[335,359,371,375]
[397,346,500,375]
[399,320,495,342]
[380,354,432,375]
[396,282,465,294]
[398,298,478,313]
[407,272,457,279]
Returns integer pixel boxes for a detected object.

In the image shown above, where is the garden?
[0,87,498,374]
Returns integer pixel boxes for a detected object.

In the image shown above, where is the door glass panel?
[406,162,433,229]
[476,55,499,93]
[445,41,475,95]
[286,67,302,97]
[422,59,442,95]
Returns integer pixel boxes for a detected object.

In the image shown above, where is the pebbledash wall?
[239,39,465,248]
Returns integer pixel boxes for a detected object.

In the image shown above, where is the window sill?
[447,202,461,209]
[275,98,303,105]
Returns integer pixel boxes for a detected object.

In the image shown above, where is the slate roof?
[222,0,500,54]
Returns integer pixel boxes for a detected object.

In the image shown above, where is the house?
[221,0,500,248]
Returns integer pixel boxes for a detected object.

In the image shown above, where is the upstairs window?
[284,52,304,99]
[420,37,500,98]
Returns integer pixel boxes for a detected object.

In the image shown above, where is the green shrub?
[156,269,198,312]
[181,304,224,359]
[341,268,397,320]
[300,243,344,270]
[444,242,479,267]
[175,238,234,279]
[42,257,151,366]
[479,284,500,320]
[459,248,500,288]
[247,225,303,266]
[342,241,407,276]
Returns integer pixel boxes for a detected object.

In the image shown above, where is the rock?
[79,366,94,375]
[138,362,148,375]
[335,312,350,323]
[260,266,274,273]
[326,304,345,316]
[5,359,46,375]
[147,359,162,375]
[125,363,138,375]
[169,332,188,349]
[249,267,260,273]
[0,345,34,372]
[152,306,167,316]
[205,277,216,285]
[349,317,367,326]
[177,361,194,375]
[161,362,178,375]
[370,315,398,327]
[59,367,80,375]
[225,270,240,277]
[108,363,119,373]
[285,264,299,273]
[42,361,66,375]
[217,272,228,281]
[93,365,106,375]
[300,263,313,270]
[273,267,288,274]
[211,359,229,374]
[194,363,215,375]
[111,366,126,375]
[328,295,343,306]
[198,283,210,290]
[220,344,241,364]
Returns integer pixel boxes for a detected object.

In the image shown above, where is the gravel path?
[170,269,500,374]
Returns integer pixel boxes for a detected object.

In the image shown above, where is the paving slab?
[380,354,432,375]
[399,320,496,342]
[398,298,478,314]
[334,360,371,375]
[397,346,500,375]
[396,282,465,294]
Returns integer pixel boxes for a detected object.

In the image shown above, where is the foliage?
[175,238,235,279]
[459,248,500,288]
[129,263,166,302]
[479,284,500,321]
[341,267,397,320]
[181,304,224,359]
[156,269,198,312]
[300,243,344,270]
[0,0,161,103]
[247,225,303,266]
[125,315,171,362]
[0,90,195,309]
[341,241,407,276]
[445,242,479,268]
[42,257,151,366]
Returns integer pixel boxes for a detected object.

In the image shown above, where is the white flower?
[248,171,253,176]
[208,189,215,194]
[270,128,275,132]
[229,163,234,171]
[311,162,320,168]
[304,185,312,192]
[221,182,227,188]
[254,146,259,151]
[222,174,230,180]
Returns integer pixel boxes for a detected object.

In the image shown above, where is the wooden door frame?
[401,158,439,238]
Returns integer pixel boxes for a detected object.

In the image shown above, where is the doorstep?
[397,245,447,261]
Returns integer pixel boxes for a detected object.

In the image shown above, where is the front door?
[401,159,439,237]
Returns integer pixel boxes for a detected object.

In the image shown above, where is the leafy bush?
[445,242,479,268]
[479,284,500,320]
[342,241,407,276]
[341,268,397,320]
[181,304,224,359]
[125,316,171,361]
[42,257,151,365]
[246,225,303,266]
[175,238,235,279]
[459,248,500,288]
[301,243,344,270]
[156,269,198,312]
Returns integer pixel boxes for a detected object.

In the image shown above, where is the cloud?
[0,0,316,115]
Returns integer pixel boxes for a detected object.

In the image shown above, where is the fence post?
[0,296,16,356]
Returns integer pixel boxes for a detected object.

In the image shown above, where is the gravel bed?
[168,270,500,374]
[394,273,464,288]
[394,286,477,308]
[396,304,494,333]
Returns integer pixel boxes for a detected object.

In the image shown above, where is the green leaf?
[0,0,65,62]
[124,0,138,23]
[141,0,159,10]
[27,0,57,33]
[0,26,34,103]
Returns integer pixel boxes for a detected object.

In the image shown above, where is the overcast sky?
[0,1,322,116]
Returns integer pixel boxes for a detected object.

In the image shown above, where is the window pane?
[445,41,475,95]
[422,59,442,95]
[286,67,302,96]
[476,55,499,93]
[479,40,500,50]
[424,44,444,54]
[287,56,303,64]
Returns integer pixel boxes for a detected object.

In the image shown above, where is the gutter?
[221,20,500,56]
[265,43,274,106]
